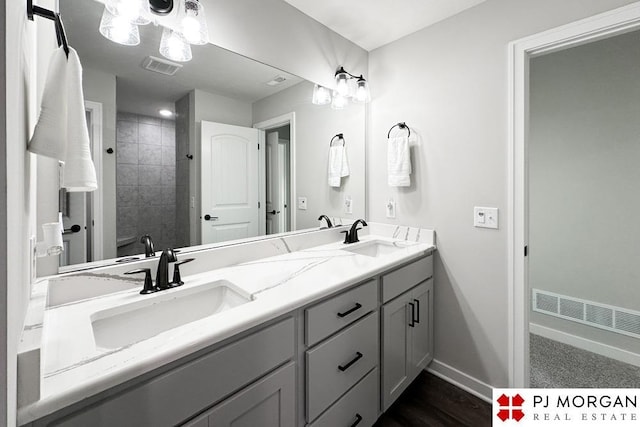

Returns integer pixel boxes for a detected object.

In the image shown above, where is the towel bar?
[27,0,70,57]
[330,133,346,146]
[387,122,411,139]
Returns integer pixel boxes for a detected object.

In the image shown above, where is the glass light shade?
[159,28,193,62]
[353,77,371,103]
[334,70,350,97]
[179,0,209,45]
[99,8,140,46]
[331,91,348,110]
[105,0,151,25]
[312,84,332,105]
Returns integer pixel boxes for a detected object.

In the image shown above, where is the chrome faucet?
[318,215,333,228]
[342,219,368,244]
[140,234,155,257]
[155,248,178,290]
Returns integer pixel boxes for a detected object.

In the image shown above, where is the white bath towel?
[28,48,69,160]
[62,48,97,191]
[328,144,350,187]
[388,135,411,187]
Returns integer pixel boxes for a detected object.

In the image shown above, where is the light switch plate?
[344,195,353,214]
[386,198,396,219]
[474,207,499,229]
[297,196,307,210]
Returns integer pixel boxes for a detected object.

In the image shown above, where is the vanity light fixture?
[312,66,371,109]
[99,0,208,64]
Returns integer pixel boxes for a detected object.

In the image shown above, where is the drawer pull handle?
[413,298,420,324]
[338,351,363,372]
[350,413,363,427]
[337,302,362,318]
[408,302,415,327]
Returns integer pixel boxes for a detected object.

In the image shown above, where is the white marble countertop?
[18,223,435,425]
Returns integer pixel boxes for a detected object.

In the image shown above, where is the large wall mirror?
[56,0,365,271]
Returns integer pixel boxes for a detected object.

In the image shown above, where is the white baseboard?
[530,323,640,367]
[426,359,493,403]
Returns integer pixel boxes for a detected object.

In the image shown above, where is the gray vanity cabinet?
[183,362,296,427]
[381,259,434,411]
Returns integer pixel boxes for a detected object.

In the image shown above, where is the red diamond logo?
[496,393,525,422]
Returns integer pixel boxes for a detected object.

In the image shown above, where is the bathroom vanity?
[18,223,435,427]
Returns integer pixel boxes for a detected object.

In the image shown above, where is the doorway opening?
[508,3,640,388]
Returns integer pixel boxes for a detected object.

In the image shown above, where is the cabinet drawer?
[308,367,379,427]
[381,256,432,303]
[306,312,379,422]
[49,318,295,427]
[305,280,377,347]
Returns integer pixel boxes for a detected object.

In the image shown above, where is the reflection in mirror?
[57,0,365,271]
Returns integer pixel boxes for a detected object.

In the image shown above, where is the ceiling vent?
[141,56,183,76]
[266,75,287,86]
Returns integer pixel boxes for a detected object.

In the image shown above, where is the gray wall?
[175,95,191,248]
[367,0,637,388]
[529,30,640,353]
[116,113,177,256]
[83,67,117,260]
[253,81,366,229]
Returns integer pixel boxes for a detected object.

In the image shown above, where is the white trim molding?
[84,101,104,262]
[507,2,640,388]
[427,360,493,403]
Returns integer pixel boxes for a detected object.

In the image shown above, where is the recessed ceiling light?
[158,109,173,117]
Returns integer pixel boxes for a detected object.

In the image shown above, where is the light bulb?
[160,28,192,62]
[312,84,332,105]
[106,0,150,25]
[179,0,209,45]
[99,7,140,46]
[353,77,370,103]
[335,73,349,97]
[182,16,201,44]
[331,91,348,110]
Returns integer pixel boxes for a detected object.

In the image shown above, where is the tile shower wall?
[116,112,177,256]
[175,95,191,248]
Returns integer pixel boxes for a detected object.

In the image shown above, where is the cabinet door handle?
[413,298,420,324]
[337,302,362,318]
[338,351,363,372]
[350,413,363,427]
[408,302,415,327]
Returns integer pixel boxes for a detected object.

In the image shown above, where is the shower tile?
[161,126,175,147]
[117,206,138,230]
[162,166,176,187]
[138,115,162,126]
[138,209,162,236]
[138,123,162,145]
[162,145,176,166]
[162,186,176,206]
[139,165,163,186]
[162,119,175,129]
[116,143,138,165]
[139,144,162,165]
[117,112,138,123]
[162,223,176,243]
[116,121,138,143]
[117,186,139,207]
[117,225,137,240]
[139,186,163,207]
[117,164,138,186]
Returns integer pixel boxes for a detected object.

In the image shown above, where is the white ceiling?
[61,0,303,118]
[283,0,486,51]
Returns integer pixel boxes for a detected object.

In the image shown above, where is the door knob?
[62,224,82,235]
[268,210,281,215]
[203,214,219,221]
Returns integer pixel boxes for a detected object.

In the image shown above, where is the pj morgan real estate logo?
[493,389,640,426]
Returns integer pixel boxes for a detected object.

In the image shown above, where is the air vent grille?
[141,56,182,76]
[533,289,640,339]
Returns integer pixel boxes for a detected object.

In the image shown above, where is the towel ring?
[330,133,345,147]
[387,122,411,139]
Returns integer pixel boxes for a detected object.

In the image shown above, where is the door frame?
[254,112,296,233]
[85,101,104,261]
[507,2,640,387]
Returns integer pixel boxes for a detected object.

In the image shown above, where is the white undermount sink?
[91,280,251,349]
[342,240,404,258]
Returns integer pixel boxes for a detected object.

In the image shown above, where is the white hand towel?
[62,48,97,192]
[328,144,350,187]
[28,48,69,160]
[388,136,411,187]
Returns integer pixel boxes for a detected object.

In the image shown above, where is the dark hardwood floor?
[374,371,492,427]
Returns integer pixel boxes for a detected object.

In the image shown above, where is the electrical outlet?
[474,207,499,229]
[297,196,307,210]
[344,195,353,214]
[386,198,396,218]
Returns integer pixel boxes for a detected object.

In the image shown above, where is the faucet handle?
[340,230,350,244]
[125,268,156,294]
[172,258,195,286]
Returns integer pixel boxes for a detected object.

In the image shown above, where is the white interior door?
[266,131,286,235]
[60,174,88,266]
[201,121,260,244]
